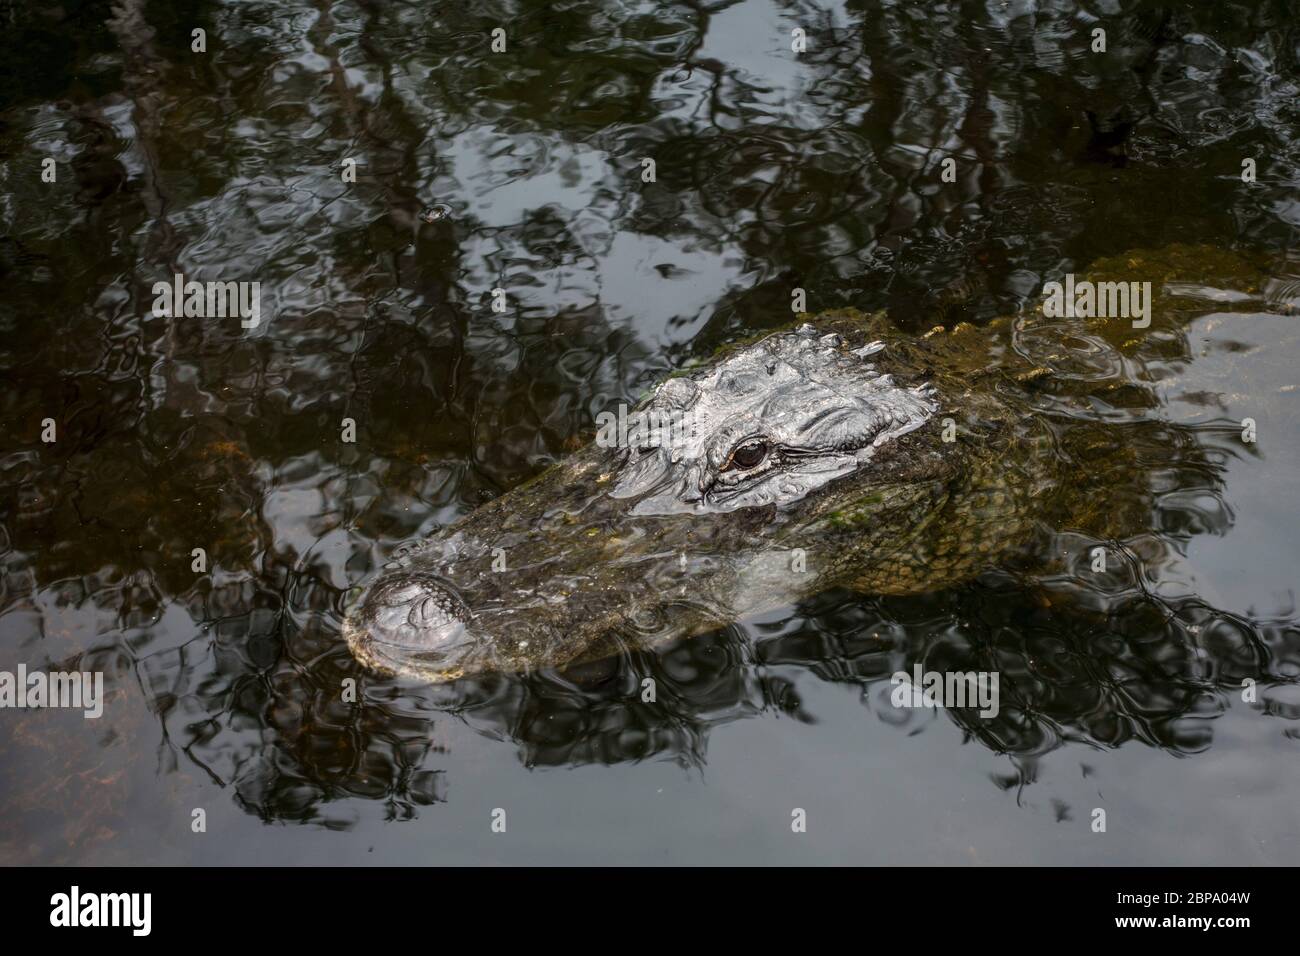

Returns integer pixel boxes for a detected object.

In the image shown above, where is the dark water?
[1,0,1298,864]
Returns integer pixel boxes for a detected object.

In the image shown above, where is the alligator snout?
[345,573,476,677]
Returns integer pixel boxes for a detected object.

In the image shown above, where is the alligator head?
[342,311,1037,683]
[609,326,936,514]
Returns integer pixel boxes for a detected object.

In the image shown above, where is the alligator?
[342,243,1267,684]
[343,304,1087,682]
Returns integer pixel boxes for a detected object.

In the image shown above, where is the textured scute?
[611,322,938,514]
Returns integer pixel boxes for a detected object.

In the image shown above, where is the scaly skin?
[343,307,1065,682]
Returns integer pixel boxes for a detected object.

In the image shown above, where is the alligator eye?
[725,439,769,471]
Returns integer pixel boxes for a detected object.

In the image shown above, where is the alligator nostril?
[412,595,441,627]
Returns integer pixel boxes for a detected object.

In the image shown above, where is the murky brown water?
[1,0,1298,864]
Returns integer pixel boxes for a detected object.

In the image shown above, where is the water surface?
[1,0,1298,864]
